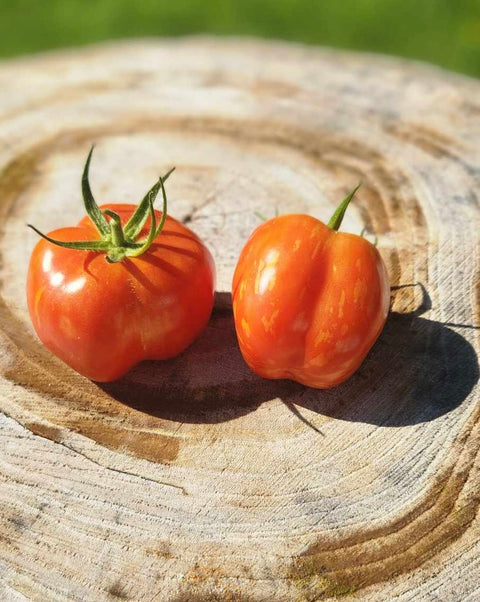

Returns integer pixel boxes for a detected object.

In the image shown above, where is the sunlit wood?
[0,38,479,601]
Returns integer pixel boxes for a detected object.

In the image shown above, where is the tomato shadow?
[294,283,479,426]
[98,292,304,423]
[98,285,478,427]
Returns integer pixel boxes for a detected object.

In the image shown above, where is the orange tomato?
[232,187,390,388]
[27,149,215,382]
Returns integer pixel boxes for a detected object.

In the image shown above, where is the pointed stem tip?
[327,183,361,232]
[28,148,175,263]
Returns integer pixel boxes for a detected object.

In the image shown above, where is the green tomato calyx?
[27,146,175,263]
[327,183,361,232]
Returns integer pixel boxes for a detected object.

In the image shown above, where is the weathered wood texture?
[0,38,479,601]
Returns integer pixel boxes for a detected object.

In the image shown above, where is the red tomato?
[232,187,390,388]
[27,150,215,382]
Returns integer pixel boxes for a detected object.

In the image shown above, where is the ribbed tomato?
[232,187,390,388]
[27,149,215,382]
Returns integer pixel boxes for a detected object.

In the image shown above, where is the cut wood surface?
[0,38,479,601]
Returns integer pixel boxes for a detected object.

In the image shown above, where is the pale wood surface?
[0,38,479,601]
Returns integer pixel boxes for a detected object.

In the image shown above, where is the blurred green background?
[1,0,479,77]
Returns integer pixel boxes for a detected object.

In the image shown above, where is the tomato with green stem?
[232,186,390,388]
[27,148,215,382]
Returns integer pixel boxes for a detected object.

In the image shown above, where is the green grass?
[1,0,479,77]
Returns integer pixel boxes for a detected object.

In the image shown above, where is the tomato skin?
[232,214,390,388]
[27,204,215,382]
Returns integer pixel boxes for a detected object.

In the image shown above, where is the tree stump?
[0,38,479,601]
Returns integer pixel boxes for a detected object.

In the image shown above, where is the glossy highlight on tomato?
[27,149,215,382]
[232,187,390,389]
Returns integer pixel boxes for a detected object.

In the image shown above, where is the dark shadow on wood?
[99,287,478,427]
[98,291,303,423]
[296,283,479,426]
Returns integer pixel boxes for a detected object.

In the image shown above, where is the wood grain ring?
[0,39,478,601]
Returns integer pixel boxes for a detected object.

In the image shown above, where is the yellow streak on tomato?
[261,309,279,333]
[268,273,276,291]
[60,314,77,340]
[292,311,309,333]
[254,259,266,295]
[354,278,368,306]
[241,318,252,338]
[255,250,280,295]
[309,353,327,367]
[34,286,46,320]
[239,279,247,301]
[293,239,301,252]
[338,290,346,318]
[315,330,332,345]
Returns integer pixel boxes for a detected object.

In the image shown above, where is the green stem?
[128,198,157,258]
[327,183,361,231]
[103,209,126,247]
[28,148,176,263]
[154,174,168,238]
[124,166,175,240]
[27,224,110,251]
[82,146,110,237]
